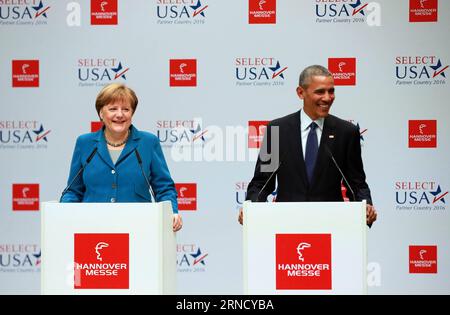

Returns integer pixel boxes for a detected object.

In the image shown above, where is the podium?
[243,201,367,294]
[41,201,176,294]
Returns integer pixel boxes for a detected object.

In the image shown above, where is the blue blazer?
[61,125,178,213]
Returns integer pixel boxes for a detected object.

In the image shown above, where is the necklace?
[105,130,129,147]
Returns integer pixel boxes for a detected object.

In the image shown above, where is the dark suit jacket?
[246,110,372,204]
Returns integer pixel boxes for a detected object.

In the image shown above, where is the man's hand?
[366,204,377,226]
[238,207,243,225]
[173,214,183,232]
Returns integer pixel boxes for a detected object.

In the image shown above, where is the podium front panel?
[243,201,367,294]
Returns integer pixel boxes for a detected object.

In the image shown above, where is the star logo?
[33,124,51,142]
[350,0,368,16]
[430,59,448,78]
[191,0,208,18]
[33,250,41,266]
[356,123,367,142]
[33,0,50,18]
[430,185,448,204]
[269,61,287,79]
[190,123,208,142]
[111,62,130,80]
[190,248,208,266]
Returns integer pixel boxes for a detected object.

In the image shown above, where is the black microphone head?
[86,147,98,163]
[134,148,142,164]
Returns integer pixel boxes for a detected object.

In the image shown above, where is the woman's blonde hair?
[95,83,138,116]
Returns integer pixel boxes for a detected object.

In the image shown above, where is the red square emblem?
[91,121,103,132]
[328,58,356,86]
[248,121,269,149]
[74,233,129,289]
[175,183,197,211]
[249,0,276,24]
[12,184,40,211]
[276,234,332,290]
[409,245,437,273]
[91,0,118,25]
[170,59,197,87]
[12,60,39,88]
[409,0,438,22]
[408,120,437,148]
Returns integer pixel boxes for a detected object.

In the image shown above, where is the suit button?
[110,198,116,203]
[112,184,117,189]
[111,170,116,174]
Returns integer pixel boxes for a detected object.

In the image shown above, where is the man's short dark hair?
[299,65,332,88]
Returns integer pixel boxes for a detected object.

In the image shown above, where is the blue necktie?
[305,122,318,184]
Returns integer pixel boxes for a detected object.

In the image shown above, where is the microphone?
[60,147,98,202]
[324,144,356,202]
[256,160,282,202]
[134,149,156,202]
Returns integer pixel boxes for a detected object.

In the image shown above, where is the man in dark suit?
[239,65,377,226]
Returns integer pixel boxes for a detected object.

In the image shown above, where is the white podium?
[243,201,367,295]
[41,201,176,295]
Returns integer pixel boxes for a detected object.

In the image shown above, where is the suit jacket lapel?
[312,116,336,186]
[289,111,308,188]
[115,125,140,166]
[94,129,115,169]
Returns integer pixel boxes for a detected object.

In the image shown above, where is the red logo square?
[409,245,437,273]
[170,59,197,87]
[175,183,197,211]
[12,184,40,211]
[328,58,356,86]
[276,234,332,290]
[12,60,39,88]
[408,120,437,148]
[91,0,118,25]
[249,0,276,24]
[91,121,103,132]
[409,0,438,22]
[74,233,129,289]
[248,121,269,149]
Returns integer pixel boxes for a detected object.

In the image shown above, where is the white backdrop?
[1,0,449,294]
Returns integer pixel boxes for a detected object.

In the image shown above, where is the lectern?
[41,201,176,294]
[243,201,367,294]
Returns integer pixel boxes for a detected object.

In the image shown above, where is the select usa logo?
[91,0,118,25]
[235,182,277,207]
[235,57,287,87]
[77,58,130,87]
[249,0,276,24]
[175,183,197,211]
[12,183,39,211]
[157,118,207,147]
[409,245,437,273]
[409,0,438,23]
[12,60,39,87]
[0,0,50,26]
[395,56,448,86]
[156,0,208,25]
[74,233,129,289]
[328,58,356,86]
[395,181,447,211]
[0,244,41,273]
[235,181,248,210]
[177,243,208,273]
[408,120,437,148]
[170,59,197,87]
[248,121,269,149]
[315,0,368,24]
[0,120,50,149]
[276,234,332,290]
